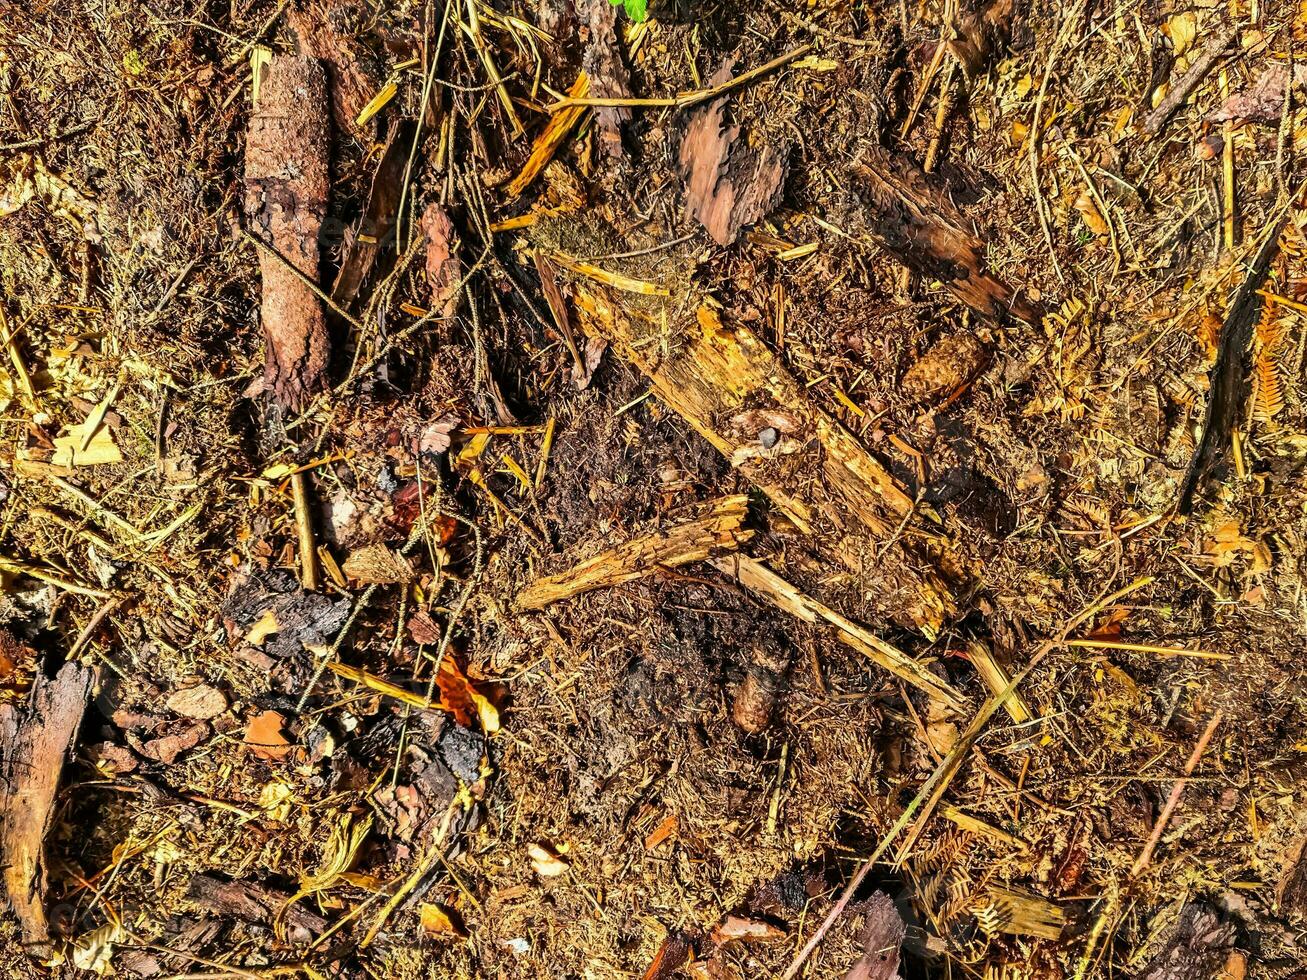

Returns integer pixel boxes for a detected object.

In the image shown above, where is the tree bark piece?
[711,554,967,712]
[852,145,1039,325]
[0,661,96,949]
[844,892,905,980]
[571,285,956,634]
[680,63,787,245]
[287,1,384,135]
[245,55,331,409]
[332,120,414,309]
[517,495,753,610]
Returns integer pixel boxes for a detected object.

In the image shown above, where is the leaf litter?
[1,0,1307,978]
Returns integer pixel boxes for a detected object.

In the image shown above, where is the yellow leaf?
[419,902,465,938]
[1164,13,1198,57]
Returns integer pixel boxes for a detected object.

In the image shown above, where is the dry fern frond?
[1252,296,1288,422]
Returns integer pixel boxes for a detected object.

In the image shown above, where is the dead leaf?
[527,842,569,877]
[436,656,500,733]
[341,543,414,584]
[407,609,442,646]
[419,902,466,939]
[1073,190,1109,237]
[245,710,292,761]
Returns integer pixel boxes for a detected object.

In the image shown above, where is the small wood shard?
[0,661,96,949]
[571,285,956,633]
[245,55,332,409]
[506,73,590,199]
[187,874,326,943]
[852,146,1039,325]
[517,495,754,610]
[680,64,788,245]
[286,1,384,135]
[711,554,967,712]
[1140,28,1236,136]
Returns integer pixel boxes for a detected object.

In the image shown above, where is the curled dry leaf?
[527,842,570,877]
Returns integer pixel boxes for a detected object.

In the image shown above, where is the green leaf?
[624,0,647,20]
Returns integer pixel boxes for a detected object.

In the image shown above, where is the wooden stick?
[1065,638,1229,660]
[711,555,967,712]
[548,45,811,112]
[518,495,753,610]
[291,471,320,591]
[1130,710,1224,877]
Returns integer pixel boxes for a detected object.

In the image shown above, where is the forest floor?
[2,0,1307,978]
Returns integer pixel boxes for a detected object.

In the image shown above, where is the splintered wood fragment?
[286,1,384,135]
[711,555,966,712]
[964,640,1031,723]
[680,62,787,245]
[506,73,590,198]
[852,146,1039,325]
[1141,28,1237,136]
[245,55,331,409]
[580,0,632,157]
[332,120,414,308]
[571,285,955,633]
[972,886,1065,940]
[291,471,320,591]
[0,661,96,949]
[517,495,753,611]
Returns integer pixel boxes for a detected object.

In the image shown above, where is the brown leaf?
[407,609,443,646]
[244,710,292,761]
[642,933,693,980]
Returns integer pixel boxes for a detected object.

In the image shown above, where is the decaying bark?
[517,494,753,610]
[1136,903,1237,980]
[948,0,1018,78]
[287,1,384,134]
[187,874,327,943]
[245,55,332,409]
[571,285,957,634]
[579,0,632,157]
[852,145,1039,325]
[421,203,463,320]
[680,64,787,245]
[711,554,966,711]
[844,892,905,980]
[0,661,96,949]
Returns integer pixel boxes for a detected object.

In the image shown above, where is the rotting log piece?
[0,661,96,951]
[245,55,332,409]
[571,283,957,635]
[852,145,1039,326]
[517,494,753,611]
